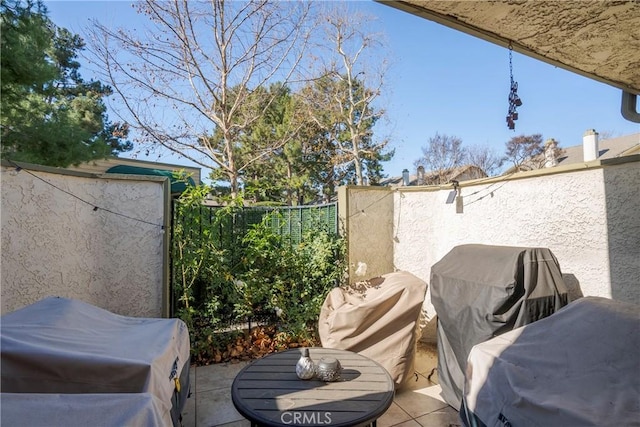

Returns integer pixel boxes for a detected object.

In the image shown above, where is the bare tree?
[503,134,544,171]
[88,0,314,197]
[302,5,390,187]
[467,144,502,176]
[414,133,467,184]
[596,130,617,141]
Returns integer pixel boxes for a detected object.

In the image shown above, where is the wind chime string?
[506,42,523,130]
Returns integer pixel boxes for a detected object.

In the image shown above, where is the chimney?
[402,169,410,186]
[416,166,425,185]
[583,129,599,162]
[544,138,558,168]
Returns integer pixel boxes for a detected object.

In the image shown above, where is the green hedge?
[171,187,346,361]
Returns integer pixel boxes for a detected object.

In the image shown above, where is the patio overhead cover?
[106,164,195,193]
[376,1,640,121]
[0,296,191,427]
[376,1,640,94]
[430,244,569,409]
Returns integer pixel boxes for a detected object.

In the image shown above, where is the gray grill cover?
[1,297,190,425]
[430,245,569,408]
[462,297,640,427]
[1,393,172,426]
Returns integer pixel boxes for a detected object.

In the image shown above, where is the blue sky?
[45,0,639,180]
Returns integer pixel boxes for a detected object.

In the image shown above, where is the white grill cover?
[462,297,640,427]
[319,271,428,389]
[1,296,190,422]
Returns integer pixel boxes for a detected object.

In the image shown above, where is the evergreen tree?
[0,0,131,166]
[209,84,321,205]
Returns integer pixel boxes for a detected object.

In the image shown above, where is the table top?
[231,347,395,427]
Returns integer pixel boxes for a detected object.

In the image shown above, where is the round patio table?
[231,347,394,427]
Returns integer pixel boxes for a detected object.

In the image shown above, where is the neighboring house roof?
[381,165,487,187]
[556,133,640,166]
[504,132,640,174]
[66,157,201,193]
[105,165,196,194]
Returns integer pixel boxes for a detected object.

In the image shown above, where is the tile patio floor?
[181,342,462,427]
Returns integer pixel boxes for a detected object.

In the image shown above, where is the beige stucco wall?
[1,163,170,317]
[342,156,640,331]
[338,186,394,282]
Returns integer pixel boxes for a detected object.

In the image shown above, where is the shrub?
[172,186,346,363]
[239,211,346,338]
[172,187,242,333]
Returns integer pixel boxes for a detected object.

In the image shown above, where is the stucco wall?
[339,186,394,282]
[603,160,640,303]
[1,164,170,317]
[342,156,640,327]
[396,158,640,316]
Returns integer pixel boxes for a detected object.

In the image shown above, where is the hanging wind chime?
[506,43,523,130]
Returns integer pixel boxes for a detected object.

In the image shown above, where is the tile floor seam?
[390,407,414,427]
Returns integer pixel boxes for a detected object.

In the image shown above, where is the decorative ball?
[316,356,342,382]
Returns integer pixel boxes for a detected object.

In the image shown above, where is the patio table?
[231,347,394,427]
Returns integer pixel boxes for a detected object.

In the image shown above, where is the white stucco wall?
[341,157,640,343]
[1,164,170,317]
[391,158,640,319]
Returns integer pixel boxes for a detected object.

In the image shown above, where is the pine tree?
[1,0,131,166]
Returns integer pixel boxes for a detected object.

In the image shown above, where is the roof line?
[375,0,638,94]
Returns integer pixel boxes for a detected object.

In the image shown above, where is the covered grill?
[430,244,569,408]
[1,297,191,426]
[462,297,640,426]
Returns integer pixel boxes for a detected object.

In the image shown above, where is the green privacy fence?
[170,201,339,320]
[250,203,339,241]
[173,202,338,249]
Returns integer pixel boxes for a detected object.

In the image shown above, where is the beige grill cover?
[318,271,428,389]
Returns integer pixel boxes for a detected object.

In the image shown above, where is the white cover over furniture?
[1,296,190,426]
[462,297,640,427]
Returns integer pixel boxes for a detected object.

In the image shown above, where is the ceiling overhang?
[377,1,640,95]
